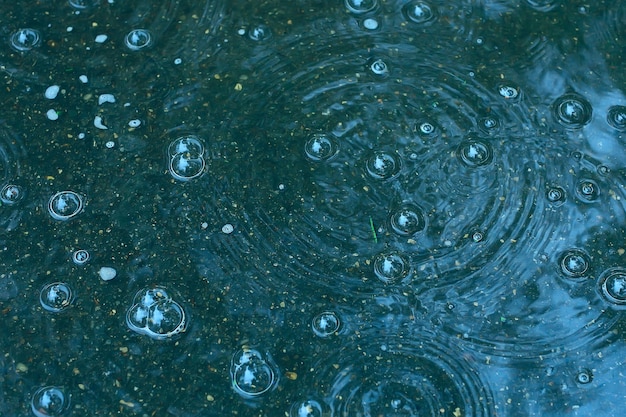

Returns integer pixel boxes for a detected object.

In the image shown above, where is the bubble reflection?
[47,191,84,221]
[552,93,593,129]
[230,347,279,399]
[304,134,338,162]
[39,283,74,313]
[31,386,70,417]
[124,29,153,51]
[402,1,436,25]
[311,311,341,337]
[10,28,41,52]
[125,287,188,340]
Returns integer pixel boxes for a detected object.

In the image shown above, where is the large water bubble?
[552,93,593,129]
[31,386,71,417]
[344,0,378,15]
[167,135,206,181]
[389,204,426,236]
[373,252,411,284]
[304,134,338,162]
[39,283,74,313]
[0,183,24,205]
[311,311,341,337]
[365,151,401,180]
[598,267,626,309]
[10,28,41,52]
[606,105,626,131]
[47,191,84,221]
[125,287,188,340]
[402,1,436,25]
[558,249,590,279]
[230,347,279,399]
[457,139,493,167]
[124,29,153,51]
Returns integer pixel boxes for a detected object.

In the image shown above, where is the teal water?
[1,1,625,416]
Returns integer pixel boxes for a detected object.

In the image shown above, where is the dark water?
[1,0,625,416]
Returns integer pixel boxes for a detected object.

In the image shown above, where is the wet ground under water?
[1,0,625,416]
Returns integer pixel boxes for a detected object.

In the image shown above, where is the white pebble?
[222,223,234,234]
[79,75,89,83]
[98,266,117,281]
[94,116,108,129]
[98,94,116,105]
[46,109,59,120]
[78,132,86,139]
[174,58,182,65]
[105,141,115,148]
[95,34,108,43]
[45,85,60,99]
[128,119,141,128]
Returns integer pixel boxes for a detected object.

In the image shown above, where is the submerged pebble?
[99,267,117,281]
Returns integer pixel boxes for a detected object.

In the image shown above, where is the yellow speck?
[206,394,215,402]
[285,371,297,380]
[119,346,129,353]
[234,83,243,91]
[453,407,462,417]
[16,363,28,372]
[618,248,625,256]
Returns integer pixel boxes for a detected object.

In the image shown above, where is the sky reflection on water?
[1,0,625,416]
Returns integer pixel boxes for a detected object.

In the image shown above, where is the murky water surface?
[1,1,625,416]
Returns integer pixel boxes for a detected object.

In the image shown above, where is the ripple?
[304,134,339,162]
[389,203,426,236]
[402,1,437,25]
[606,105,626,131]
[597,267,626,310]
[10,28,41,52]
[558,249,590,279]
[552,93,593,129]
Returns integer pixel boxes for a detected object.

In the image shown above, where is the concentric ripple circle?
[31,386,71,417]
[230,347,279,399]
[552,93,593,128]
[606,105,626,131]
[597,268,626,309]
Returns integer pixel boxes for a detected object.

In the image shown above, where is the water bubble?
[559,249,590,278]
[498,85,520,100]
[311,311,341,337]
[478,115,501,136]
[373,252,411,284]
[389,204,426,236]
[10,28,41,52]
[248,24,272,42]
[416,119,441,140]
[546,186,566,206]
[471,230,485,242]
[124,29,153,51]
[68,0,100,10]
[596,164,610,176]
[457,139,493,167]
[39,283,74,313]
[575,179,600,202]
[290,399,325,417]
[368,58,389,77]
[169,153,206,181]
[168,135,204,158]
[304,134,338,162]
[365,152,401,180]
[606,105,626,131]
[552,94,593,129]
[0,184,24,205]
[575,368,593,385]
[126,287,188,340]
[72,249,90,266]
[31,386,71,417]
[402,1,436,24]
[598,268,626,309]
[344,0,378,15]
[47,191,84,221]
[230,348,278,398]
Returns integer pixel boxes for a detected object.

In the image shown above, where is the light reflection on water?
[1,0,625,416]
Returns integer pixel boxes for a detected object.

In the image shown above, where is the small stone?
[95,34,108,43]
[99,266,117,281]
[222,224,234,234]
[46,109,59,120]
[45,85,60,99]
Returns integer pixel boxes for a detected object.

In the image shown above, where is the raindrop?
[344,0,378,15]
[546,186,566,207]
[598,268,626,309]
[389,204,426,236]
[457,139,493,167]
[0,184,24,205]
[304,134,338,162]
[552,94,593,129]
[365,152,401,180]
[230,348,278,398]
[10,28,41,52]
[478,115,501,136]
[248,24,272,42]
[402,1,436,24]
[124,29,153,51]
[368,58,389,77]
[373,252,411,284]
[72,249,90,266]
[596,164,610,176]
[311,311,341,337]
[559,249,590,278]
[416,119,441,141]
[575,369,593,385]
[39,282,74,313]
[606,105,626,131]
[126,287,188,340]
[471,230,484,243]
[47,191,84,221]
[575,179,600,202]
[290,399,324,417]
[31,386,71,417]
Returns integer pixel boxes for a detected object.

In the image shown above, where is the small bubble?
[40,282,74,313]
[128,119,141,128]
[46,109,59,121]
[98,266,117,281]
[94,34,108,43]
[174,58,182,65]
[248,24,271,42]
[72,249,90,265]
[575,369,593,385]
[498,85,520,100]
[478,116,501,135]
[403,1,436,24]
[311,311,341,337]
[105,141,115,149]
[31,386,71,417]
[48,191,84,221]
[606,105,626,131]
[345,0,378,14]
[10,28,41,52]
[365,152,401,180]
[373,252,411,284]
[168,135,204,158]
[222,223,234,234]
[304,134,338,162]
[471,230,484,242]
[559,249,590,278]
[457,139,493,167]
[596,164,610,176]
[45,85,61,100]
[230,348,278,398]
[575,179,600,202]
[598,268,626,309]
[169,153,205,181]
[0,184,24,205]
[368,58,389,77]
[389,204,426,236]
[552,94,593,129]
[124,29,153,51]
[546,186,566,206]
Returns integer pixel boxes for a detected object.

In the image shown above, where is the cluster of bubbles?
[230,347,279,399]
[167,136,206,181]
[125,287,188,340]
